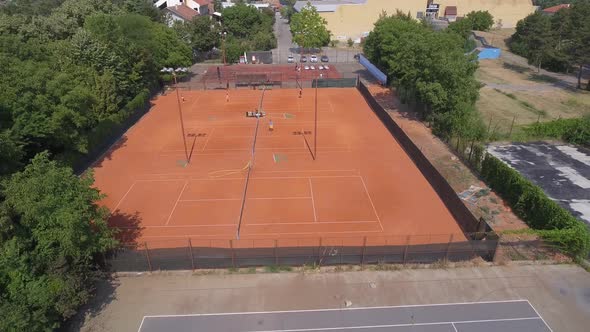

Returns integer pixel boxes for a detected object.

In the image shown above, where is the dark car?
[320,55,329,62]
[300,55,307,63]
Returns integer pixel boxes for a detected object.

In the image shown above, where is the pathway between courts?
[72,264,590,332]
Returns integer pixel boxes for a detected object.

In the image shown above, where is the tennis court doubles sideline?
[138,300,552,332]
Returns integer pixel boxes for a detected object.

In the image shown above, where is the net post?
[361,236,367,267]
[188,238,195,271]
[144,242,153,272]
[445,234,454,261]
[317,237,323,267]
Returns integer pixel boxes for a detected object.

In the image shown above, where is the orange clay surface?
[92,88,465,248]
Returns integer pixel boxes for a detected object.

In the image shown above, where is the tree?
[0,152,116,331]
[448,10,494,38]
[363,12,480,140]
[512,12,555,72]
[290,3,331,50]
[173,15,220,56]
[465,11,494,31]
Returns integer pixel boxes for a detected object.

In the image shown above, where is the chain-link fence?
[106,233,499,272]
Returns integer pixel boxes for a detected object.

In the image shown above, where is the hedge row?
[481,153,590,257]
[523,116,590,147]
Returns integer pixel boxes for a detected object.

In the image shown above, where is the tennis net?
[236,87,266,238]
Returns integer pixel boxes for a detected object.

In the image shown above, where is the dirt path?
[367,84,527,232]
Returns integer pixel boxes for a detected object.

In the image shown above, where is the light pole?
[220,31,228,66]
[161,67,190,164]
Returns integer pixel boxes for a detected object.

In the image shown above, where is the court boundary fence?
[356,81,493,237]
[107,233,499,271]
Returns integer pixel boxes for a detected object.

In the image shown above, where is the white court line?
[141,230,383,238]
[247,220,379,226]
[239,318,543,332]
[526,300,554,332]
[179,197,311,202]
[309,178,317,222]
[141,300,530,318]
[112,182,137,212]
[117,220,378,228]
[201,127,214,151]
[359,176,384,232]
[164,181,188,226]
[451,322,459,332]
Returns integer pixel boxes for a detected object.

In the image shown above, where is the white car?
[287,55,294,63]
[310,54,318,63]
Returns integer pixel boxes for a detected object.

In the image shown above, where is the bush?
[522,116,590,146]
[481,154,590,257]
[347,38,354,47]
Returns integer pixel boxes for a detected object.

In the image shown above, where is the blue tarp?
[359,54,387,85]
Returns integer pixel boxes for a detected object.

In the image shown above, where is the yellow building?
[293,0,536,41]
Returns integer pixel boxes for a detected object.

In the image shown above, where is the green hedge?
[481,153,590,257]
[523,116,590,146]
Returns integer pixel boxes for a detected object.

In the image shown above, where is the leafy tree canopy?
[290,2,331,49]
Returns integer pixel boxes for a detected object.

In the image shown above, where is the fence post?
[230,239,236,268]
[274,239,279,266]
[188,238,195,271]
[445,234,454,261]
[361,236,367,267]
[144,242,153,272]
[403,235,410,264]
[318,237,323,267]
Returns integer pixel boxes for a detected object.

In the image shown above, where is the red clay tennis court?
[92,87,465,251]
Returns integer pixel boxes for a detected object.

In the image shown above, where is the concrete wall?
[319,0,535,41]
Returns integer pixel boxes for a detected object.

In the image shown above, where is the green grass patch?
[264,265,292,273]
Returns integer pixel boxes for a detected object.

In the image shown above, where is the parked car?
[287,55,294,63]
[310,54,318,63]
[321,55,329,62]
[300,55,307,63]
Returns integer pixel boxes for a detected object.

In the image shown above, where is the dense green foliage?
[522,116,590,146]
[0,153,117,331]
[363,13,484,141]
[290,2,331,49]
[481,154,590,257]
[0,0,188,329]
[510,1,590,88]
[0,0,191,167]
[173,15,221,60]
[223,3,276,61]
[448,10,494,38]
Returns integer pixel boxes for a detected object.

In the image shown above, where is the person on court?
[226,90,229,102]
[268,119,274,132]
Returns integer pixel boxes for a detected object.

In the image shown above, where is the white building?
[165,4,200,26]
[221,1,270,10]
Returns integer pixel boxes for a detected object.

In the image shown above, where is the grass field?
[476,59,590,138]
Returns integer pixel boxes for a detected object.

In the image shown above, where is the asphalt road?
[272,12,359,64]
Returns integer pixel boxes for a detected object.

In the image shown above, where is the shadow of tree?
[109,210,144,245]
[60,274,121,332]
[503,62,529,74]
